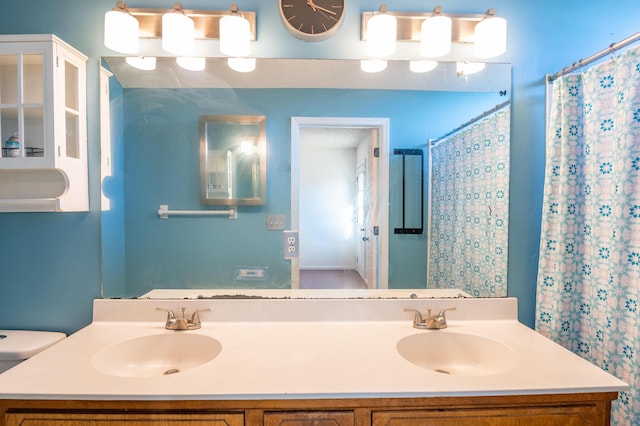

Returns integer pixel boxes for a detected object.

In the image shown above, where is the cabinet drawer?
[264,410,354,426]
[373,406,604,426]
[5,412,244,426]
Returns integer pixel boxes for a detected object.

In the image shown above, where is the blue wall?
[0,0,639,333]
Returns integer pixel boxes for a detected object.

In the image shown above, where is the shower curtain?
[536,45,640,425]
[428,107,510,297]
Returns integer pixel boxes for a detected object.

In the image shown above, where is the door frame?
[290,117,389,289]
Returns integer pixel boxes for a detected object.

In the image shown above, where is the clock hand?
[315,9,338,23]
[306,0,317,12]
[307,0,337,16]
[314,5,337,16]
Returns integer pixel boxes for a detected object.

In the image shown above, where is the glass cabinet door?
[64,59,79,159]
[0,53,44,159]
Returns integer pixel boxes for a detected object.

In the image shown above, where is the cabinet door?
[373,406,606,426]
[55,42,86,164]
[5,412,244,426]
[264,411,354,426]
[0,49,46,161]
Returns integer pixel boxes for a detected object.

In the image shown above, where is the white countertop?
[0,297,628,400]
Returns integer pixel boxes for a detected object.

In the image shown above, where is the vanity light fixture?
[228,57,256,73]
[162,2,195,56]
[103,3,257,71]
[365,5,397,58]
[474,9,507,58]
[420,7,452,58]
[456,61,486,76]
[104,1,139,54]
[409,60,438,73]
[219,4,251,57]
[360,59,388,73]
[361,6,507,63]
[125,56,156,70]
[176,57,206,71]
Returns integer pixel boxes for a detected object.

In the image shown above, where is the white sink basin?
[397,332,518,376]
[92,333,222,378]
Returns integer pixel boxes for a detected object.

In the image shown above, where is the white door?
[290,117,389,290]
[354,132,378,288]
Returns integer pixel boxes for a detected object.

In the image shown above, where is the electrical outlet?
[283,230,299,259]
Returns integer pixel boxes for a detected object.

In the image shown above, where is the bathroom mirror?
[101,57,511,299]
[200,115,266,206]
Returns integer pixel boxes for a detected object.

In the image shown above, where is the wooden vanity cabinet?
[0,392,617,426]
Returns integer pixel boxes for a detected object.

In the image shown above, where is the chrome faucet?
[156,307,211,330]
[404,307,456,330]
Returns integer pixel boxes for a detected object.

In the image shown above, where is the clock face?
[279,0,346,41]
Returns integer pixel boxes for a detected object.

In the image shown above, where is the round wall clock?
[279,0,346,42]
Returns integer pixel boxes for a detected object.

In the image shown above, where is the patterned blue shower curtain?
[428,107,510,297]
[536,45,640,425]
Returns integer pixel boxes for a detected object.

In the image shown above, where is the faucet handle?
[189,308,211,326]
[156,308,183,329]
[436,307,457,328]
[156,307,176,321]
[403,308,424,325]
[438,307,457,317]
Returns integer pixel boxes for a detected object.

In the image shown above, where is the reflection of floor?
[300,269,367,289]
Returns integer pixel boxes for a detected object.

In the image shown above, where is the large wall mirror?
[100,57,511,299]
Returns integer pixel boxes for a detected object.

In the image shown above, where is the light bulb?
[228,57,256,73]
[366,13,397,57]
[104,7,139,54]
[420,15,452,58]
[220,14,251,57]
[162,10,194,56]
[125,56,156,70]
[240,140,257,155]
[360,59,387,73]
[474,16,507,58]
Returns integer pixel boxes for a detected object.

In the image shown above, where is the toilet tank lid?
[0,330,66,361]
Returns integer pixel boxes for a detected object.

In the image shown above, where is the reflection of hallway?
[300,269,367,289]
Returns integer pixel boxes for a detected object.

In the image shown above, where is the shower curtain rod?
[548,31,640,82]
[430,99,510,146]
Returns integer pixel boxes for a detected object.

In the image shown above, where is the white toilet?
[0,330,66,374]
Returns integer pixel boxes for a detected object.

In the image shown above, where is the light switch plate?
[266,214,286,231]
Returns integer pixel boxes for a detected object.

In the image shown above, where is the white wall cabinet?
[0,34,88,212]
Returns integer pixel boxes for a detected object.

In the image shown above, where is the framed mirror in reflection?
[100,57,511,300]
[200,115,266,206]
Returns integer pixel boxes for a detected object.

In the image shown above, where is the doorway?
[290,117,389,290]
